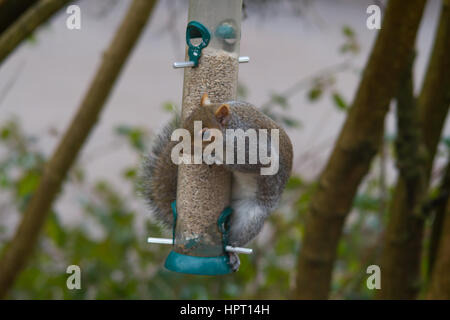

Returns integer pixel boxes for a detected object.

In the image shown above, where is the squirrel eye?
[201,128,211,140]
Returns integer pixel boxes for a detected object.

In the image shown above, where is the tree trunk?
[293,0,427,299]
[0,0,158,299]
[375,54,427,300]
[427,158,450,280]
[427,197,450,299]
[376,0,450,300]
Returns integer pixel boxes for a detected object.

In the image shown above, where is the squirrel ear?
[201,93,211,106]
[215,104,231,125]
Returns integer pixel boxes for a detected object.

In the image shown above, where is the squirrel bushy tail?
[140,117,180,228]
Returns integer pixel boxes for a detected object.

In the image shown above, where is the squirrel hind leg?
[228,199,268,247]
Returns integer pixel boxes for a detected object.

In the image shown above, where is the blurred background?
[0,0,448,299]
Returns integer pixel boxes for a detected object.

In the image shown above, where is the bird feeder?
[147,0,251,275]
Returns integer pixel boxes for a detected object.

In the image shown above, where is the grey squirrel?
[141,93,293,268]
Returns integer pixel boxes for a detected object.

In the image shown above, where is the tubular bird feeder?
[147,0,251,275]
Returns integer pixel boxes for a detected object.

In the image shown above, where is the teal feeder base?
[164,250,232,275]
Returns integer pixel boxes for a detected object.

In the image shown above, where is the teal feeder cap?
[164,201,233,275]
[164,251,231,275]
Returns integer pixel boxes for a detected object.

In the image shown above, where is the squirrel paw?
[227,252,240,272]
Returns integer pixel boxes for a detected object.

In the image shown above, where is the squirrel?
[141,93,293,271]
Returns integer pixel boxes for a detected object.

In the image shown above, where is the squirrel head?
[184,93,232,146]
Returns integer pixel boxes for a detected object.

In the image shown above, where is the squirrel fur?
[141,94,293,250]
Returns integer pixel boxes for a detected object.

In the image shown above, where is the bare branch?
[0,0,72,66]
[292,0,427,299]
[0,0,158,298]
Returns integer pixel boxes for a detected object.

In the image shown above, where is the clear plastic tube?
[175,0,243,257]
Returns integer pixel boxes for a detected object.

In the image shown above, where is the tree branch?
[292,0,427,299]
[0,0,72,66]
[376,0,450,299]
[427,158,450,280]
[0,0,158,298]
[0,0,38,36]
[375,53,428,300]
[427,194,450,299]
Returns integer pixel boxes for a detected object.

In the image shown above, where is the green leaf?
[275,235,297,255]
[162,102,176,113]
[0,171,10,188]
[342,25,355,38]
[281,117,301,128]
[45,211,67,247]
[353,193,379,212]
[339,43,351,53]
[123,168,136,180]
[129,129,145,151]
[286,176,303,190]
[270,94,289,109]
[115,125,131,136]
[16,170,40,198]
[27,33,37,44]
[0,127,11,140]
[331,92,348,111]
[115,125,146,152]
[307,88,322,101]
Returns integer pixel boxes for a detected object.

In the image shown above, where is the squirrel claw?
[227,252,240,272]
